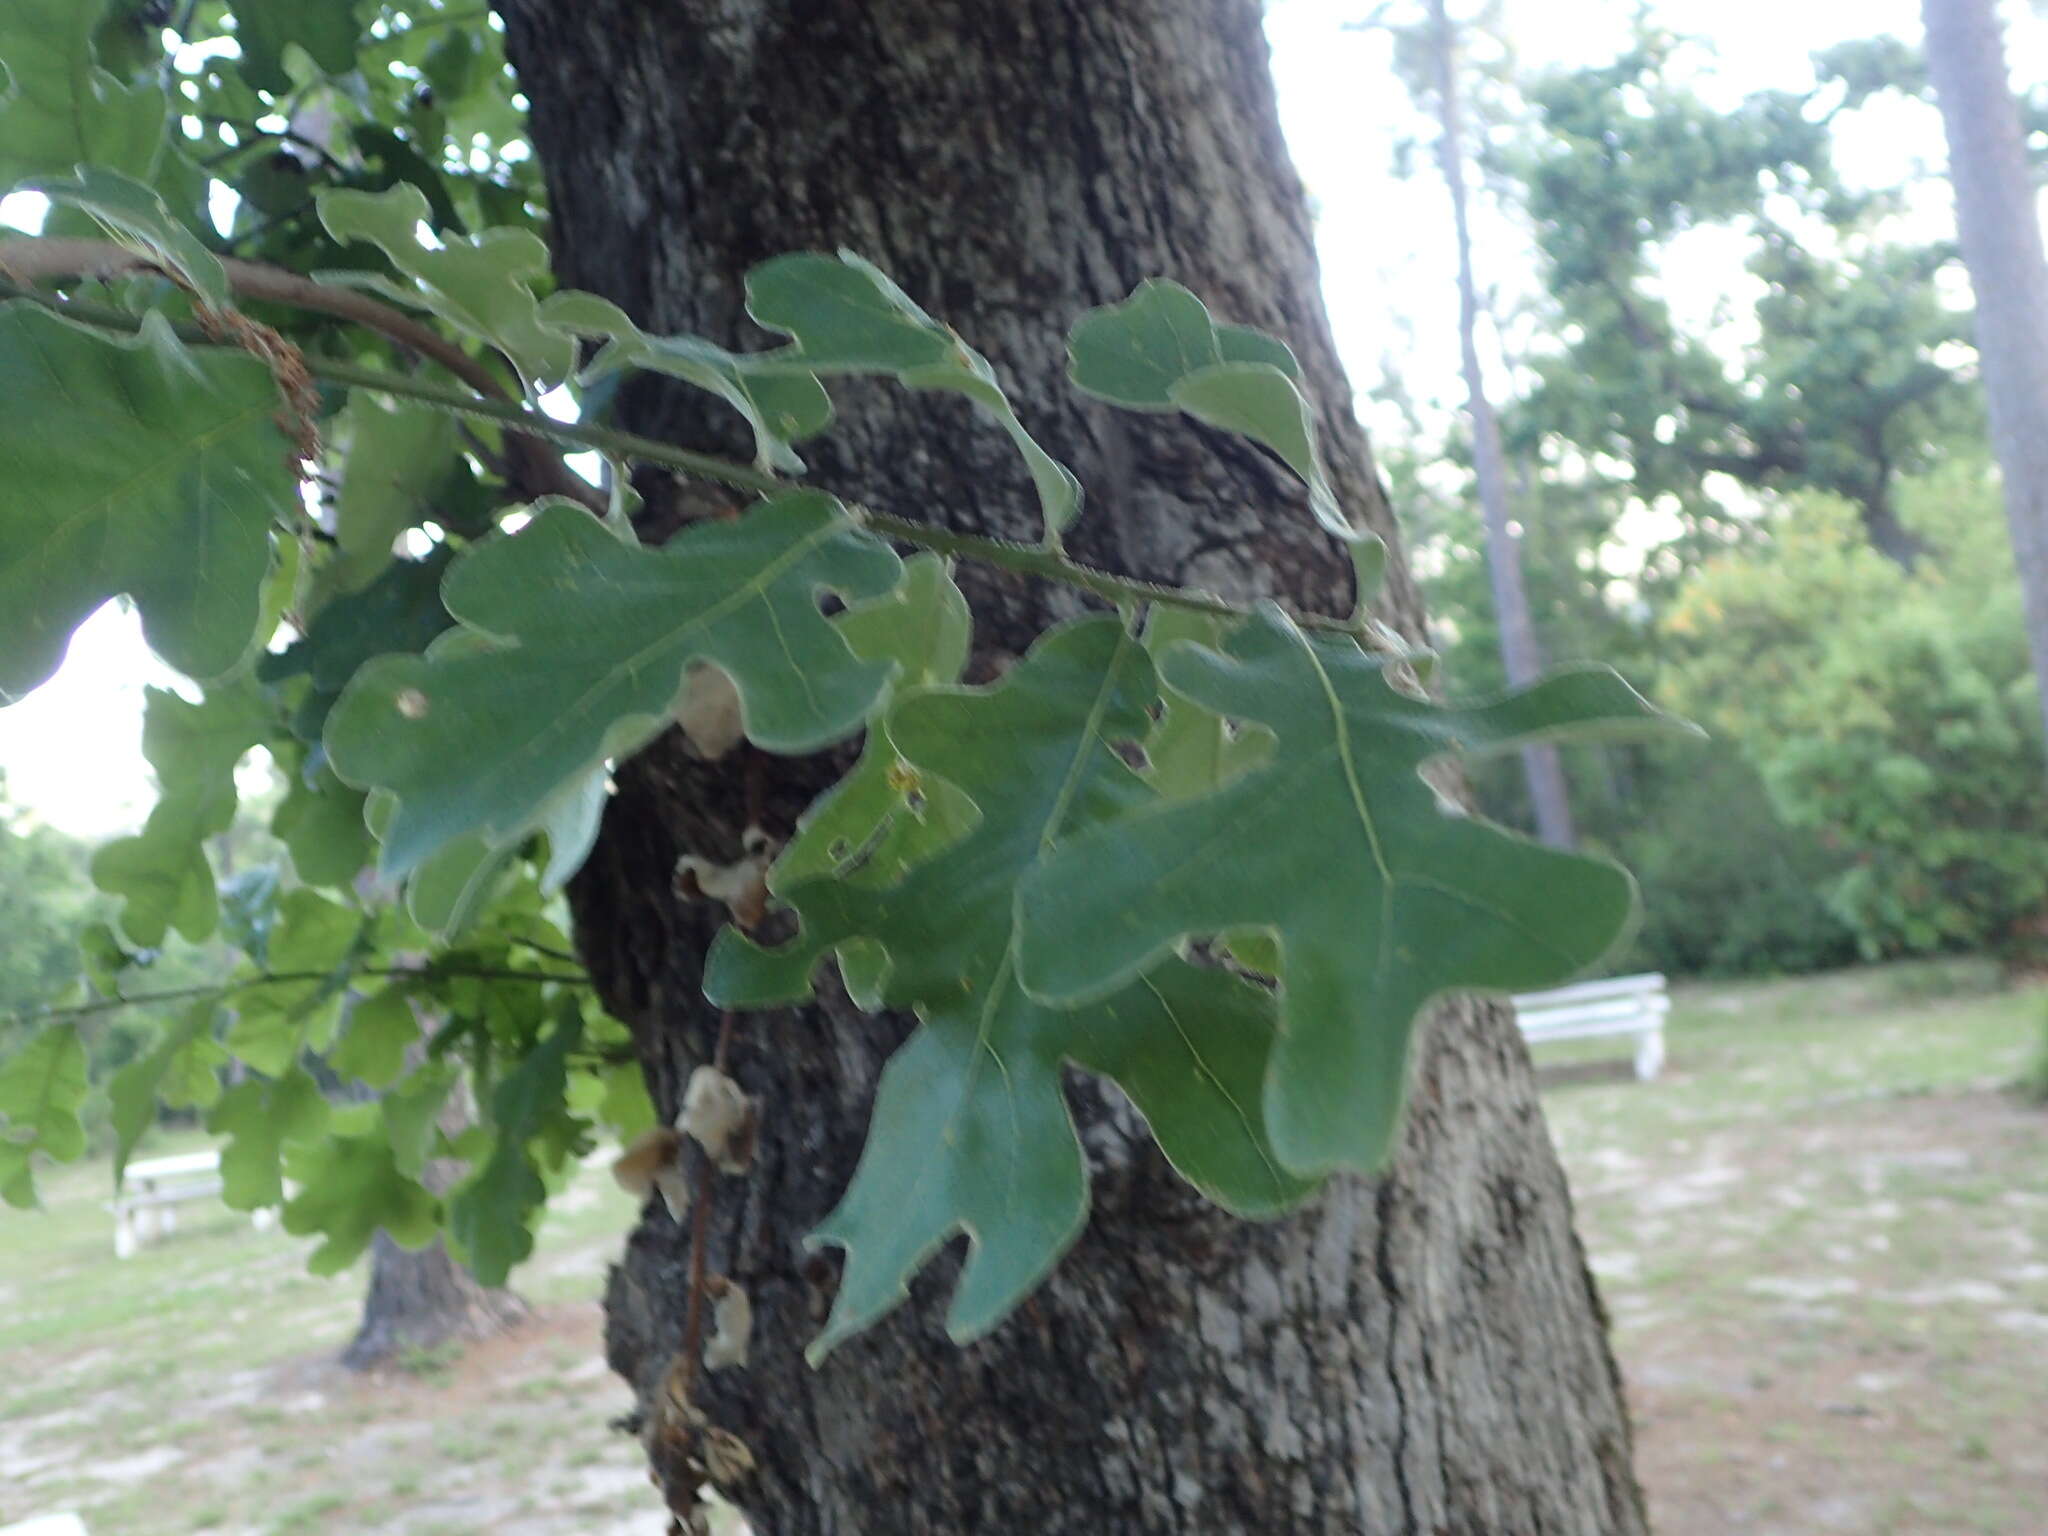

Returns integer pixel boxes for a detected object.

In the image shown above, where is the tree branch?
[0,260,1379,641]
[8,962,590,1028]
[0,236,602,511]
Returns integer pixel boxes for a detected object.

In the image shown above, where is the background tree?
[1420,0,1577,846]
[1921,0,2048,756]
[1508,32,1976,568]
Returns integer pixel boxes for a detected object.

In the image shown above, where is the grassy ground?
[2,958,2042,1534]
[1539,957,2048,1535]
[0,1128,663,1536]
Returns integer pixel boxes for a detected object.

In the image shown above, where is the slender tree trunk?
[497,2,1645,1529]
[1923,0,2048,752]
[1427,0,1575,848]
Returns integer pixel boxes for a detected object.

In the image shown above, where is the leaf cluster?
[0,1,1684,1357]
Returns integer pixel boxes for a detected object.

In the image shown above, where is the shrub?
[1662,473,2048,963]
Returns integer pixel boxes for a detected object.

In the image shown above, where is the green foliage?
[446,1005,581,1285]
[28,167,230,309]
[0,792,104,1049]
[325,491,901,878]
[710,619,1316,1354]
[1068,280,1354,542]
[1507,35,1975,564]
[0,1023,88,1204]
[0,0,162,193]
[0,304,291,700]
[1663,485,2048,960]
[1014,608,1684,1173]
[282,1128,439,1275]
[108,1002,223,1182]
[91,683,272,946]
[228,0,363,96]
[324,394,463,596]
[320,182,576,386]
[1610,742,1859,978]
[0,0,1689,1361]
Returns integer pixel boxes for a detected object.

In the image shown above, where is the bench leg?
[251,1206,276,1233]
[1634,1027,1665,1082]
[114,1208,137,1259]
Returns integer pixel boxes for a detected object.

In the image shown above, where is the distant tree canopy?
[0,782,100,1050]
[1504,33,1979,568]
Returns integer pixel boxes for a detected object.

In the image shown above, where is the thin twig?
[8,962,589,1028]
[506,935,583,965]
[197,120,350,176]
[855,508,1370,636]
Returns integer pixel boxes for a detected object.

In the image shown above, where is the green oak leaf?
[223,889,365,1073]
[323,393,461,596]
[108,1002,224,1185]
[208,1066,331,1210]
[447,1006,581,1285]
[1135,609,1272,802]
[0,1024,89,1205]
[747,253,1081,539]
[329,984,420,1089]
[0,0,164,193]
[325,491,901,879]
[260,545,455,744]
[0,304,291,700]
[707,618,1317,1357]
[381,1062,454,1177]
[0,1142,31,1208]
[282,1132,439,1275]
[1067,280,1355,541]
[77,921,134,996]
[218,865,281,966]
[318,184,574,386]
[228,0,361,94]
[773,554,978,892]
[28,168,229,310]
[273,760,373,888]
[567,1058,656,1141]
[1015,606,1695,1175]
[542,290,833,476]
[91,682,273,946]
[835,552,972,690]
[377,758,605,938]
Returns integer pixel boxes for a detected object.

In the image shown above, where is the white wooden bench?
[0,1513,89,1536]
[111,1150,277,1258]
[1512,972,1668,1081]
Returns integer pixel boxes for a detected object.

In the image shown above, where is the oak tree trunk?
[342,1231,530,1371]
[495,2,1646,1529]
[1922,0,2048,758]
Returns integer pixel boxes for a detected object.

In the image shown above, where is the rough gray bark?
[1923,0,2048,751]
[1425,0,1576,849]
[495,1,1645,1530]
[342,1231,529,1371]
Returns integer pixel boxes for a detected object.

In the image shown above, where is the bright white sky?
[0,0,2036,839]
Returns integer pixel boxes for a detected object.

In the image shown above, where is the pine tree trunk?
[1923,0,2048,753]
[1425,0,1576,849]
[342,1232,530,1371]
[495,2,1646,1529]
